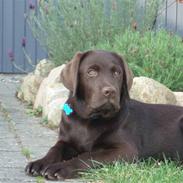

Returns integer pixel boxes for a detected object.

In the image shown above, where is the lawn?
[82,159,183,183]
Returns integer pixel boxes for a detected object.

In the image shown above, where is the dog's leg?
[25,140,78,176]
[42,144,138,180]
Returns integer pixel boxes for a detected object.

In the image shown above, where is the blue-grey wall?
[0,0,46,73]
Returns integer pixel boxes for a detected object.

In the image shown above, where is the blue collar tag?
[62,103,73,116]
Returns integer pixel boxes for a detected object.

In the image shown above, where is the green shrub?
[28,0,163,65]
[94,29,183,91]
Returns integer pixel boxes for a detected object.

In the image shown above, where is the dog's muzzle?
[89,101,120,119]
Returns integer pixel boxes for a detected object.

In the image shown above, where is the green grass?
[21,148,31,159]
[41,116,49,125]
[26,106,43,117]
[36,176,45,183]
[82,159,183,183]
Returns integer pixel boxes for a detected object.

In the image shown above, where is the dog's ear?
[120,56,132,103]
[112,53,133,90]
[60,52,84,96]
[122,58,133,91]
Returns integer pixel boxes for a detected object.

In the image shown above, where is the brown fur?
[25,50,183,180]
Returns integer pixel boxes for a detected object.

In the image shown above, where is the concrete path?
[0,75,84,183]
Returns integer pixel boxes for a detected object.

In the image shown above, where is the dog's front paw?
[42,162,77,180]
[25,158,51,176]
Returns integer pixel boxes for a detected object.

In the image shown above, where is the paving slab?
[0,74,85,183]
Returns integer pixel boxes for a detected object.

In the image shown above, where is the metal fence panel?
[0,0,3,72]
[3,0,14,73]
[156,0,183,36]
[0,0,46,73]
[14,0,26,73]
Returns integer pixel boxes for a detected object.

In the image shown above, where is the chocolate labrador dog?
[25,50,183,180]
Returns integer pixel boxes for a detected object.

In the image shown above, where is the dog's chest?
[60,117,102,152]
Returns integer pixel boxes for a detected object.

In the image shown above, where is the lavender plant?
[28,0,164,65]
[8,36,35,73]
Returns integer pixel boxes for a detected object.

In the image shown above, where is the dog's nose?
[102,86,116,97]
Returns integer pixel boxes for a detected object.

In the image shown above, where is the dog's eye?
[113,70,120,77]
[87,69,98,77]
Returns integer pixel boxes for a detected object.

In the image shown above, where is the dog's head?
[61,50,133,119]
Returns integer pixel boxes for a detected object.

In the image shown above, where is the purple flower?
[21,37,26,47]
[45,4,49,14]
[29,0,35,10]
[8,49,14,62]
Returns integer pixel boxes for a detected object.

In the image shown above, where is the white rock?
[34,64,69,127]
[130,77,177,105]
[43,83,68,116]
[17,59,55,104]
[34,59,55,78]
[46,64,66,84]
[173,92,183,106]
[17,73,39,104]
[33,78,48,109]
[34,64,67,109]
[47,98,67,127]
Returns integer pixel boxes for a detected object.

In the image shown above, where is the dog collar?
[62,103,73,116]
